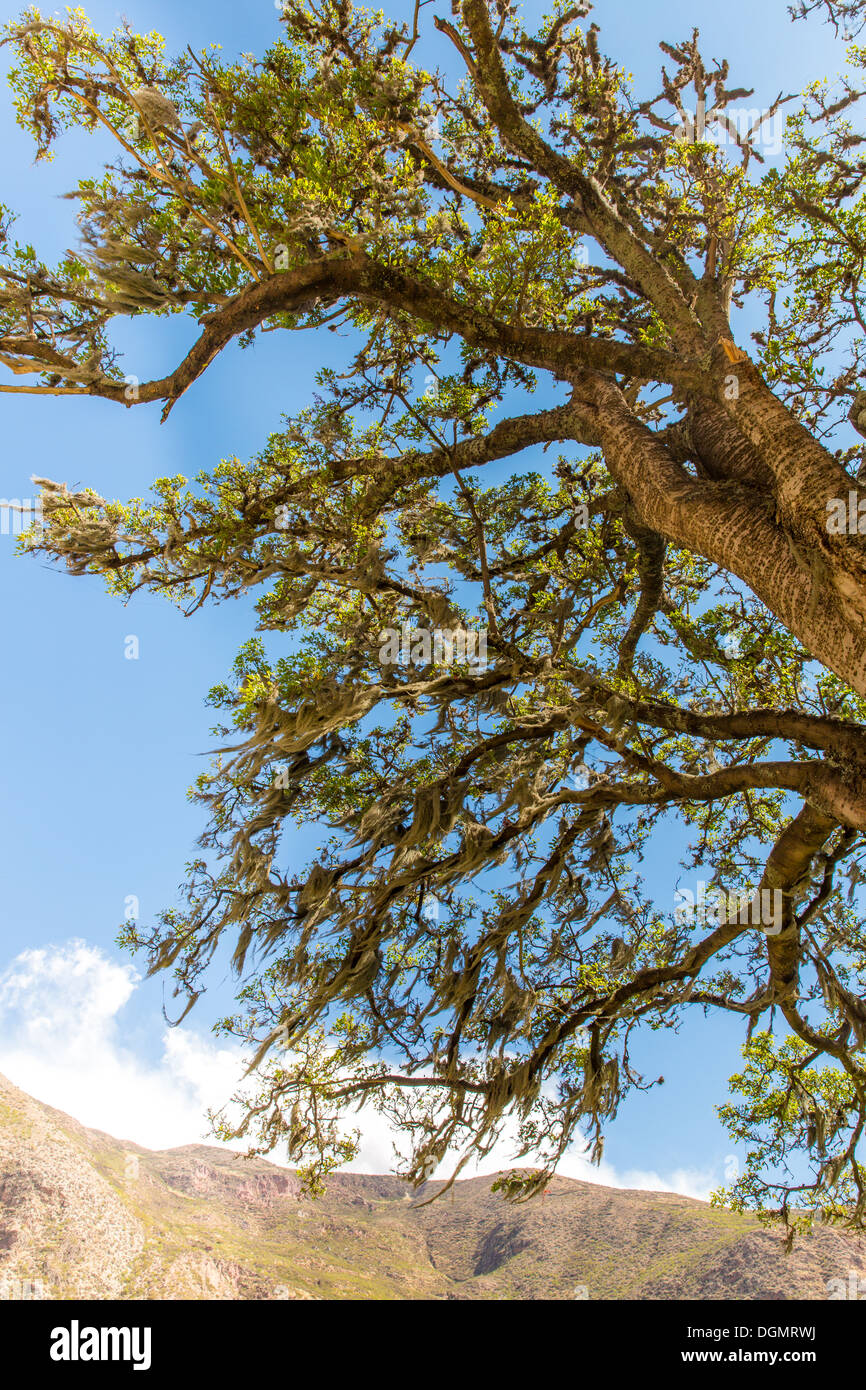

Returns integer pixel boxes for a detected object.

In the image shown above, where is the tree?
[4,0,866,1232]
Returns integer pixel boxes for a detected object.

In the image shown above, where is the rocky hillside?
[0,1071,863,1300]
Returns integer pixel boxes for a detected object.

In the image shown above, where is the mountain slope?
[0,1071,862,1300]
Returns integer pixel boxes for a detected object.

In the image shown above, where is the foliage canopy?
[5,0,866,1232]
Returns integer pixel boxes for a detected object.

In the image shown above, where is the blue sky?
[0,0,854,1193]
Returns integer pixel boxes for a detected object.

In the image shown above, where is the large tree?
[5,0,866,1232]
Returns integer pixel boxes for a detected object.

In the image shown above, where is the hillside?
[0,1071,862,1300]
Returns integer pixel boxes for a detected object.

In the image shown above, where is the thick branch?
[0,255,695,417]
[581,373,866,697]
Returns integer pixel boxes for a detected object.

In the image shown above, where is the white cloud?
[605,1165,717,1202]
[0,939,244,1151]
[0,938,716,1200]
